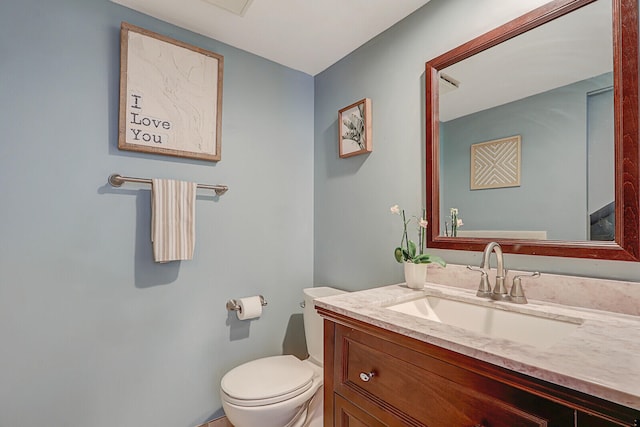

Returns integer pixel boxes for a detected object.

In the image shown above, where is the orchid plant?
[390,205,446,267]
[445,207,464,237]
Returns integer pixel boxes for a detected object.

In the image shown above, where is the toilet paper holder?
[226,295,268,312]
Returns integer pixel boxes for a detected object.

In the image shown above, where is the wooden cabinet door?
[335,395,388,427]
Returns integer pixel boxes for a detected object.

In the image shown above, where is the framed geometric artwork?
[338,98,372,158]
[470,135,521,190]
[118,22,224,162]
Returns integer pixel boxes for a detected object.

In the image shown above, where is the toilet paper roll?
[237,296,263,320]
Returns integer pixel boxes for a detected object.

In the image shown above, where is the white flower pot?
[404,262,428,289]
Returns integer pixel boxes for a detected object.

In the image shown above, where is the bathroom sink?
[385,294,582,348]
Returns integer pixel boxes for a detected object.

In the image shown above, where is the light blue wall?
[440,74,613,241]
[1,0,639,425]
[0,1,313,426]
[314,0,640,288]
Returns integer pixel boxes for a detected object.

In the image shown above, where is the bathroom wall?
[0,1,313,426]
[313,0,640,289]
[1,0,638,425]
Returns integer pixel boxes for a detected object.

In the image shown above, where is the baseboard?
[198,416,233,427]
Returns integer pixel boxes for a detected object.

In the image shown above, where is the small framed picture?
[470,135,521,190]
[338,98,372,158]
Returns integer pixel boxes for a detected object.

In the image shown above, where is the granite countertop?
[315,282,640,410]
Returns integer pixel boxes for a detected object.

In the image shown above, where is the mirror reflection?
[438,0,613,241]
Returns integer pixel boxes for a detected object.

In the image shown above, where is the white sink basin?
[386,294,582,348]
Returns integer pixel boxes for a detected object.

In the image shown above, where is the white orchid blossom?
[390,205,445,267]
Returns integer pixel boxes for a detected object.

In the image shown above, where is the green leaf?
[393,247,403,263]
[413,254,432,263]
[413,254,447,268]
[407,240,417,258]
[429,255,447,267]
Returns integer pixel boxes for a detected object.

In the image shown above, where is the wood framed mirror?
[425,0,639,261]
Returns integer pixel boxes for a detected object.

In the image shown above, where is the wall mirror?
[425,0,638,261]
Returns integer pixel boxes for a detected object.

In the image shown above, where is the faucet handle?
[466,265,492,298]
[510,272,540,304]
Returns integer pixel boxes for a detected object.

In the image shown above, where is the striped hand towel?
[151,179,197,263]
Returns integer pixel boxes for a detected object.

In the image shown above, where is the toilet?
[220,287,346,427]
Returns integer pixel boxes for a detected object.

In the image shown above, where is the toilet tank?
[303,287,347,366]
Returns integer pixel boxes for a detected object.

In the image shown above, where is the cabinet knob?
[359,371,375,382]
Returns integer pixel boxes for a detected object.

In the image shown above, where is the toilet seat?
[221,355,315,407]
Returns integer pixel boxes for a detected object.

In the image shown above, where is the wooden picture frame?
[470,135,521,190]
[118,22,224,162]
[338,98,372,158]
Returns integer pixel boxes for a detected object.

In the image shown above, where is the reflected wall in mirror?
[441,0,613,242]
[425,0,639,261]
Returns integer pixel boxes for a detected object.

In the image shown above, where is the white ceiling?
[111,0,612,120]
[110,0,432,76]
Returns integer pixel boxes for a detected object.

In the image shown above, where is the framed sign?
[118,22,224,162]
[470,135,521,190]
[338,98,372,158]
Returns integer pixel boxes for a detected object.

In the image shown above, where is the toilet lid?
[221,355,314,406]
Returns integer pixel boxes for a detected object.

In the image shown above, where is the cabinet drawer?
[342,338,547,426]
[577,412,638,426]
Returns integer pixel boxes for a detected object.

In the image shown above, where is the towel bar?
[108,173,228,196]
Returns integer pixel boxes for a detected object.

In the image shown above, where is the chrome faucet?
[468,241,540,304]
[467,242,509,300]
[482,242,510,301]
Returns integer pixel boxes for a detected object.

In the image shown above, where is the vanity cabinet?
[320,311,640,427]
